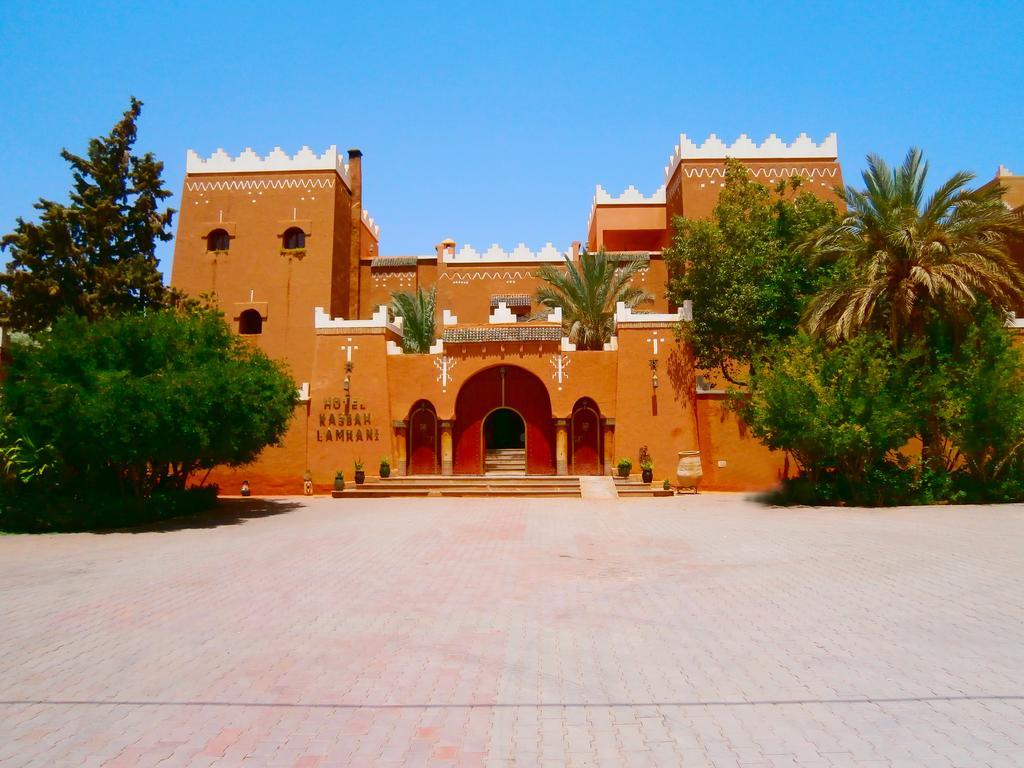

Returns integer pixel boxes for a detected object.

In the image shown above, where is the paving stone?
[0,496,1022,766]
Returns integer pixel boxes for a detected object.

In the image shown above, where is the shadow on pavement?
[110,497,306,534]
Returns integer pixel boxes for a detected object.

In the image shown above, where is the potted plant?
[379,456,391,479]
[616,457,632,479]
[662,479,671,491]
[354,458,365,485]
[639,445,653,483]
[334,471,345,492]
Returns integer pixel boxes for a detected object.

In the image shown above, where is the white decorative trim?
[594,184,666,205]
[446,242,568,263]
[185,177,336,193]
[602,336,617,351]
[439,270,538,283]
[546,307,562,324]
[489,302,517,324]
[428,338,445,355]
[314,304,403,335]
[297,382,310,402]
[361,209,381,239]
[1006,312,1024,328]
[680,165,839,180]
[615,302,689,325]
[998,165,1016,178]
[186,145,352,189]
[560,336,577,352]
[442,309,459,326]
[386,340,404,355]
[665,132,838,182]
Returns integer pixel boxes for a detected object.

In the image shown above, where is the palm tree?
[390,287,436,353]
[803,148,1024,346]
[535,251,652,350]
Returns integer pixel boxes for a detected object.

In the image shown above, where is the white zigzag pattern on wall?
[185,178,336,193]
[439,271,537,282]
[682,167,838,180]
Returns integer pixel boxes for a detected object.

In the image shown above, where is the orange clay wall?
[666,158,844,222]
[172,168,348,382]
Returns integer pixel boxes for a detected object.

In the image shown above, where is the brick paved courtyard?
[1,495,1023,767]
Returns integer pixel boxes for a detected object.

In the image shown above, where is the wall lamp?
[649,359,659,389]
[343,361,353,392]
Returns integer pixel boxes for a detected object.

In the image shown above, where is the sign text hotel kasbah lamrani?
[168,131,1021,493]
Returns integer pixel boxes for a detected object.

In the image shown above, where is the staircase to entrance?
[484,448,526,475]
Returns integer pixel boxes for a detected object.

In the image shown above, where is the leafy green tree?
[666,159,839,385]
[932,305,1024,489]
[744,332,919,491]
[803,149,1024,346]
[535,251,651,350]
[0,98,177,331]
[390,286,437,353]
[2,309,298,504]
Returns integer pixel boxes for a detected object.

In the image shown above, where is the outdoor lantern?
[650,359,659,389]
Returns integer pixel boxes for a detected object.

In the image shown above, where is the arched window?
[283,227,306,249]
[206,229,230,251]
[238,309,263,335]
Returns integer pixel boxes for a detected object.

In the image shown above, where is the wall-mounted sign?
[316,397,381,442]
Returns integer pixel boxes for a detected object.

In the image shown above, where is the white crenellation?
[664,132,838,182]
[446,242,569,264]
[594,184,667,205]
[361,209,381,239]
[489,302,517,324]
[186,145,352,189]
[314,304,403,335]
[615,302,690,325]
[442,309,459,326]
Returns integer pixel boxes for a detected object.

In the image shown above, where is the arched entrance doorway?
[454,366,555,475]
[571,397,602,475]
[408,400,438,475]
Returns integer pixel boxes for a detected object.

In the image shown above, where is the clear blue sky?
[1,1,1022,277]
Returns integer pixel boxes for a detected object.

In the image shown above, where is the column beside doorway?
[602,418,615,476]
[554,418,569,475]
[439,420,454,475]
[393,420,408,476]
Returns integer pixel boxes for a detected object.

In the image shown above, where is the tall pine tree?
[0,98,176,331]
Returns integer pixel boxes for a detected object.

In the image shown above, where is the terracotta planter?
[676,450,703,491]
[354,470,366,485]
[334,474,345,492]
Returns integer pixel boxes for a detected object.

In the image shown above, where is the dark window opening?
[283,227,306,249]
[207,229,230,251]
[239,309,263,335]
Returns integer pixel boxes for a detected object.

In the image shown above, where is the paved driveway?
[1,495,1022,767]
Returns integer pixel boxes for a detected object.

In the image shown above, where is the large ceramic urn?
[676,450,703,491]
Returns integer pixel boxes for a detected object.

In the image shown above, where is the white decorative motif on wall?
[185,177,336,193]
[665,132,838,182]
[550,354,571,391]
[435,355,457,393]
[439,271,539,284]
[186,145,352,188]
[681,166,839,180]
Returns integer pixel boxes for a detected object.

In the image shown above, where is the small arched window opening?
[283,227,306,249]
[238,309,263,335]
[206,229,230,251]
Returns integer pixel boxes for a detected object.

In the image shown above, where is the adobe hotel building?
[170,132,847,493]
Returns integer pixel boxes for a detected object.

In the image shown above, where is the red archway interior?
[408,401,438,475]
[454,366,555,474]
[571,398,602,475]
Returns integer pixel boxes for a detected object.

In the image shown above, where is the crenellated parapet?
[664,132,838,181]
[446,243,569,264]
[186,145,353,189]
[593,185,667,205]
[361,209,380,239]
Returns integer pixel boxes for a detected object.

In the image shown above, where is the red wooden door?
[571,405,601,475]
[409,404,438,475]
